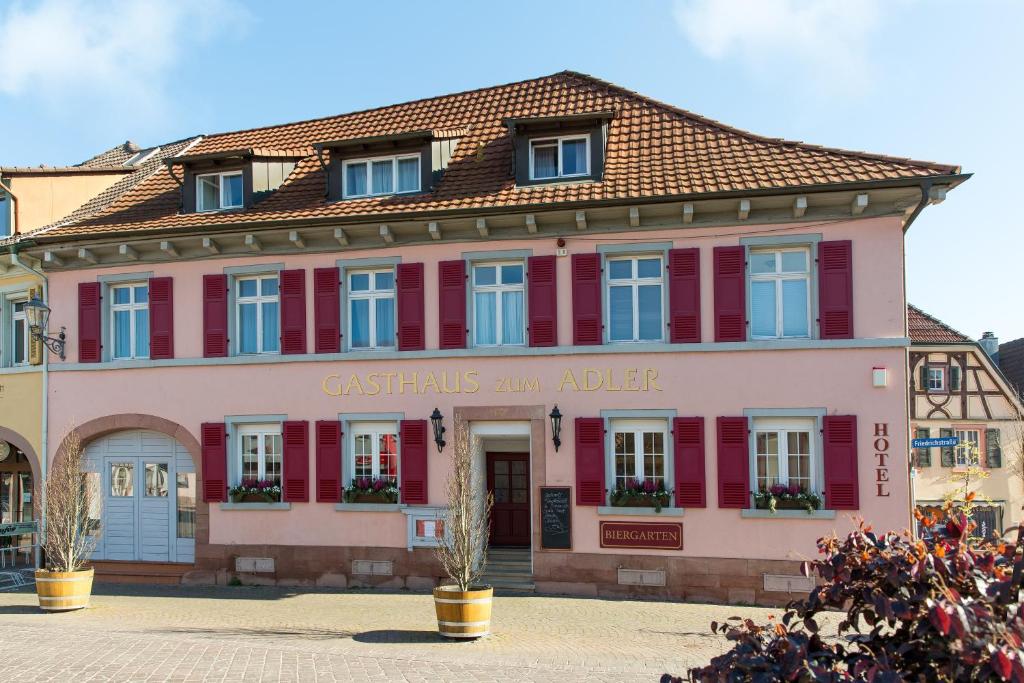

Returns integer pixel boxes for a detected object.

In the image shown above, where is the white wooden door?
[103,459,138,561]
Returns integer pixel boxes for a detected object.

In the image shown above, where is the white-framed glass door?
[100,455,176,562]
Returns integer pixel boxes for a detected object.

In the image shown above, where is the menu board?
[540,486,572,550]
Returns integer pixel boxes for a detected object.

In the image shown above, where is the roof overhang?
[166,147,313,165]
[503,110,616,131]
[0,166,133,176]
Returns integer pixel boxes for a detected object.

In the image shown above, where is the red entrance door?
[486,453,530,546]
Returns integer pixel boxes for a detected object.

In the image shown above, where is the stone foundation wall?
[186,544,808,606]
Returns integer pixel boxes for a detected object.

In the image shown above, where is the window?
[529,135,589,180]
[11,300,28,365]
[236,275,279,354]
[238,425,282,486]
[612,420,668,490]
[749,248,811,339]
[176,472,196,539]
[343,154,420,198]
[349,269,395,349]
[350,423,398,484]
[607,255,663,342]
[753,419,817,494]
[472,262,525,346]
[196,171,243,212]
[955,429,981,466]
[927,366,946,392]
[144,463,168,497]
[110,462,134,497]
[0,193,10,237]
[110,283,149,360]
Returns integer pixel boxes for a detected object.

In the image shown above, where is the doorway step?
[482,547,534,592]
[90,560,191,585]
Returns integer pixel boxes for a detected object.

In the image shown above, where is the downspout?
[10,244,48,568]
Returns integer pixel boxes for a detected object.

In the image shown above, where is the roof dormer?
[505,111,613,187]
[167,147,310,214]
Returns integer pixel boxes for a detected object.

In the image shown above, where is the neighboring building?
[13,72,966,603]
[908,305,1023,538]
[999,336,1024,399]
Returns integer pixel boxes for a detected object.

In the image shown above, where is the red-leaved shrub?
[676,506,1024,682]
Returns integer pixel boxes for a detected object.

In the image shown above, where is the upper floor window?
[351,423,398,484]
[927,366,945,391]
[750,248,810,339]
[238,424,282,486]
[349,269,395,349]
[343,154,419,198]
[236,275,279,355]
[196,171,243,212]
[472,262,524,346]
[0,193,10,238]
[110,283,149,360]
[753,418,817,495]
[955,429,980,466]
[607,255,663,342]
[612,419,668,491]
[529,135,589,180]
[11,300,28,366]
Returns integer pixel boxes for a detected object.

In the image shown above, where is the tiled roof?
[998,338,1024,398]
[908,304,973,344]
[79,141,142,168]
[37,71,962,241]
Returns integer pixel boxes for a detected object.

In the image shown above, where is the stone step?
[483,578,535,592]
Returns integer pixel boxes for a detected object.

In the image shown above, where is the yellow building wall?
[6,172,126,232]
[0,371,43,464]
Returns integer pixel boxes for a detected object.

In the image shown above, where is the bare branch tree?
[1005,409,1024,482]
[39,426,99,572]
[435,422,492,591]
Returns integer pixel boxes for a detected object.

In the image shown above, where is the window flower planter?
[228,479,282,504]
[609,479,673,512]
[753,485,823,514]
[230,492,280,504]
[344,477,399,504]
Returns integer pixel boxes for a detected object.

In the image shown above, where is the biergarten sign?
[599,521,682,550]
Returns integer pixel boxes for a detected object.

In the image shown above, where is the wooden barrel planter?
[34,568,94,611]
[432,585,493,639]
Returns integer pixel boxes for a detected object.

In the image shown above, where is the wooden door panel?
[487,453,530,546]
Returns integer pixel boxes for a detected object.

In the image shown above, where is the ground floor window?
[752,418,818,494]
[237,425,283,486]
[350,422,398,485]
[955,429,982,466]
[611,419,668,491]
[176,472,196,539]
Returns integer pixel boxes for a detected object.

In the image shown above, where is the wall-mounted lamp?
[430,408,446,453]
[549,405,563,452]
[24,295,65,361]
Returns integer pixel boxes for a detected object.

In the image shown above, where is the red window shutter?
[313,267,340,353]
[282,420,309,502]
[148,277,174,360]
[713,246,746,342]
[818,240,854,339]
[438,260,466,350]
[716,416,749,508]
[674,417,705,507]
[668,248,701,343]
[201,422,227,503]
[315,420,342,503]
[575,417,605,505]
[571,253,602,345]
[202,274,228,358]
[279,269,307,355]
[77,282,102,362]
[396,263,425,351]
[528,255,558,347]
[400,419,428,504]
[824,415,859,510]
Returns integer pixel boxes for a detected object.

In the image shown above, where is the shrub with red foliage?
[674,507,1024,682]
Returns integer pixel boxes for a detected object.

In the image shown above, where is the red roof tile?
[908,304,973,344]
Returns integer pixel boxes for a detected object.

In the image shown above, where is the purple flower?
[642,479,656,493]
[788,483,801,496]
[373,479,384,491]
[770,484,786,496]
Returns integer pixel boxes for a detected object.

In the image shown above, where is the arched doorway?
[0,427,41,568]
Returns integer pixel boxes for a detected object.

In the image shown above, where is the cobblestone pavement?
[0,583,835,681]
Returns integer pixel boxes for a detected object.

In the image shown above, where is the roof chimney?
[980,331,999,360]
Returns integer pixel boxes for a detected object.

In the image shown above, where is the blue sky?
[2,0,1021,339]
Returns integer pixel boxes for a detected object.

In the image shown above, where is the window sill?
[335,503,404,512]
[597,506,684,517]
[740,509,836,519]
[218,502,291,511]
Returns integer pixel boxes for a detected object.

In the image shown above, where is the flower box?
[755,498,813,511]
[230,492,280,504]
[752,486,823,514]
[228,479,282,504]
[610,494,671,510]
[343,477,399,505]
[344,491,399,504]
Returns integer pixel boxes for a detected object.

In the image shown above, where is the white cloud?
[673,0,883,91]
[0,0,247,113]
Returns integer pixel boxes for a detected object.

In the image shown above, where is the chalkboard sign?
[540,486,572,550]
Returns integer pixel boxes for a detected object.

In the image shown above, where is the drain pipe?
[9,245,48,568]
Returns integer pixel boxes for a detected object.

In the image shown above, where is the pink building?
[13,72,966,603]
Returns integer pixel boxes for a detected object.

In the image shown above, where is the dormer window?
[196,171,243,212]
[343,154,420,199]
[530,135,589,180]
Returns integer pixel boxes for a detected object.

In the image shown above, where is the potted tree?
[35,428,100,611]
[433,423,494,639]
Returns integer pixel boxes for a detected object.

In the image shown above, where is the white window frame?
[955,428,981,466]
[610,418,669,490]
[196,171,243,212]
[749,247,812,340]
[528,134,590,180]
[927,366,946,392]
[471,260,526,347]
[348,268,396,350]
[11,298,29,366]
[342,154,421,199]
[605,254,665,343]
[109,283,149,361]
[236,424,283,486]
[750,417,819,494]
[235,274,279,355]
[349,422,399,485]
